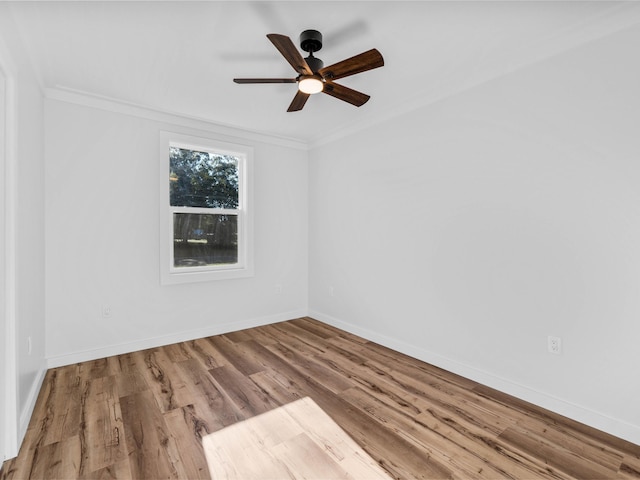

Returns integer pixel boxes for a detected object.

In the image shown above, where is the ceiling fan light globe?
[298,76,323,94]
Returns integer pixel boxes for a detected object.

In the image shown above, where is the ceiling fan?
[233,30,384,112]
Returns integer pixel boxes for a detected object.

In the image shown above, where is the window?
[160,132,253,284]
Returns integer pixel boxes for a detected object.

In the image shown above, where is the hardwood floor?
[202,396,392,479]
[1,317,639,479]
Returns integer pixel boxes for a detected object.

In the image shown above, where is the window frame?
[160,131,253,284]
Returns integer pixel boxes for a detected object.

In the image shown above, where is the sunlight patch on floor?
[202,396,391,479]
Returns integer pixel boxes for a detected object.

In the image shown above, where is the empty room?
[1,1,640,479]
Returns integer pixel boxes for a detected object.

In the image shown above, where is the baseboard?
[47,309,308,369]
[18,366,47,446]
[309,309,640,446]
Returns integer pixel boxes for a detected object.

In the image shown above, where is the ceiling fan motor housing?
[304,55,324,73]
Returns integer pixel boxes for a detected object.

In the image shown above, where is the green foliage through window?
[169,147,239,208]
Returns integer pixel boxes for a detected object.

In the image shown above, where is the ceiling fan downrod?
[300,30,324,72]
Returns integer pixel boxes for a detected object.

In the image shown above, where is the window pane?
[173,213,238,267]
[170,147,239,208]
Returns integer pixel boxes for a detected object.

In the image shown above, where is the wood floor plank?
[249,368,305,405]
[322,396,454,479]
[618,458,640,479]
[133,347,191,412]
[276,398,391,479]
[239,324,282,346]
[163,405,211,480]
[298,317,370,344]
[203,397,392,480]
[25,440,66,480]
[173,358,244,431]
[289,317,338,339]
[268,320,331,354]
[162,341,193,363]
[175,358,225,401]
[206,336,265,376]
[56,435,82,479]
[474,384,640,458]
[78,357,117,381]
[265,341,355,394]
[79,376,126,475]
[318,343,518,441]
[78,459,132,480]
[335,335,481,391]
[467,385,631,472]
[349,384,579,480]
[353,350,609,478]
[253,322,292,339]
[269,323,328,356]
[40,366,84,446]
[3,317,638,480]
[271,433,359,479]
[221,328,255,343]
[119,390,180,479]
[499,426,618,479]
[207,364,279,420]
[341,386,538,480]
[622,451,640,470]
[185,337,229,370]
[114,370,149,398]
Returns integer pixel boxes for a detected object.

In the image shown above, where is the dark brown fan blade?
[319,49,384,81]
[287,90,310,112]
[234,78,296,84]
[267,33,313,76]
[322,82,370,107]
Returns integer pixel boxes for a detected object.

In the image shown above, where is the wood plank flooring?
[1,317,639,479]
[202,396,392,479]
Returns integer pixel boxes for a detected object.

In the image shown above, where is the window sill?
[161,264,254,285]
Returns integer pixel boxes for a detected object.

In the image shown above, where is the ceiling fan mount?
[299,29,323,54]
[233,29,384,112]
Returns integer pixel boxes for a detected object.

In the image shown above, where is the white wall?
[0,6,47,459]
[0,43,8,465]
[44,98,308,365]
[309,25,640,444]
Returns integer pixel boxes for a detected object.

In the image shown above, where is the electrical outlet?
[102,305,112,318]
[274,284,282,294]
[547,335,562,355]
[329,286,335,297]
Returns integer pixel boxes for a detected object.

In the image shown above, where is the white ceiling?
[6,1,640,144]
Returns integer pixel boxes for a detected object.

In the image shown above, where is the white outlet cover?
[547,335,562,354]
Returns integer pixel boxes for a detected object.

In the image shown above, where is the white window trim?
[159,131,254,284]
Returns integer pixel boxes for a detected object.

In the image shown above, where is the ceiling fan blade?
[319,49,384,81]
[234,78,296,84]
[287,90,310,112]
[267,33,313,76]
[323,82,370,107]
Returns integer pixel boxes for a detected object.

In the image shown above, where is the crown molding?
[45,86,309,151]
